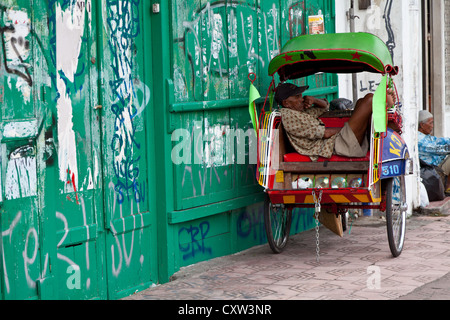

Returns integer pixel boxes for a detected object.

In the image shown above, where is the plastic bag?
[330,98,353,111]
[420,160,445,202]
[419,181,429,208]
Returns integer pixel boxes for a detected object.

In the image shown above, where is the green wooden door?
[0,0,51,300]
[99,0,157,299]
[1,0,158,300]
[49,0,106,299]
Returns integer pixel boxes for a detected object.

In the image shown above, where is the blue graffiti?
[290,208,315,233]
[179,221,212,260]
[106,0,145,204]
[236,206,315,244]
[236,207,266,244]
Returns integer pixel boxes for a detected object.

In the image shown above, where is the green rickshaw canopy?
[268,32,397,81]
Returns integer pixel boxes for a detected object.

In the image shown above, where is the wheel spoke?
[272,206,286,245]
[386,176,406,257]
[264,197,292,253]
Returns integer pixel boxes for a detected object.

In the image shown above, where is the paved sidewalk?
[418,197,450,216]
[124,213,450,300]
[398,270,450,300]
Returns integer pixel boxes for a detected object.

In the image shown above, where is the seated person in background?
[418,110,450,193]
[276,83,394,162]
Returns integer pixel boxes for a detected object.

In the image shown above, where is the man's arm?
[303,96,337,139]
[303,96,329,109]
[418,135,450,155]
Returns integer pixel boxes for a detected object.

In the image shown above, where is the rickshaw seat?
[283,152,370,163]
[281,111,370,163]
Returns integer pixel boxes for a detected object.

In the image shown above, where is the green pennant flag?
[249,83,261,133]
[373,75,388,133]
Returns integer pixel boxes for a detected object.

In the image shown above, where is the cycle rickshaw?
[251,32,413,259]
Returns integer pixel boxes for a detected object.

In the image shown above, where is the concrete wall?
[445,1,450,136]
[335,0,423,212]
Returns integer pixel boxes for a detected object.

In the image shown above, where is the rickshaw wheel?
[341,210,349,232]
[384,176,407,257]
[264,194,292,254]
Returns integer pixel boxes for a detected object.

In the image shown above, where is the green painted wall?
[159,0,336,280]
[0,0,336,299]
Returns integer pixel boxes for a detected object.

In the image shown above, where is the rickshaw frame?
[254,32,413,258]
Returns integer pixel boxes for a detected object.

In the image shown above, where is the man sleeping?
[275,83,395,162]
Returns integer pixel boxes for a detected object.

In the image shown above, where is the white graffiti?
[108,181,145,277]
[109,222,123,277]
[175,2,280,100]
[1,211,22,293]
[1,211,48,293]
[56,196,91,290]
[23,228,39,288]
[56,211,69,247]
[1,199,93,296]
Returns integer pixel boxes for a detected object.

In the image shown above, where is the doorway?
[422,0,446,136]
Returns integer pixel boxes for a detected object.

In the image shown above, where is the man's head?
[418,110,434,135]
[275,83,309,110]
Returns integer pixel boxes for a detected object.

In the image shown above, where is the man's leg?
[439,156,450,191]
[347,93,373,145]
[347,90,395,145]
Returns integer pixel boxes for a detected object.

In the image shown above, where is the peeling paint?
[2,119,37,139]
[55,1,87,82]
[3,9,31,103]
[5,146,37,200]
[56,76,78,191]
[55,2,89,190]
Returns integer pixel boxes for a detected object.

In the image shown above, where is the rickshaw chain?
[312,190,323,263]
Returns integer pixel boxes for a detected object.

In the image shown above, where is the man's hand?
[303,96,315,109]
[323,128,341,139]
[303,96,329,109]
